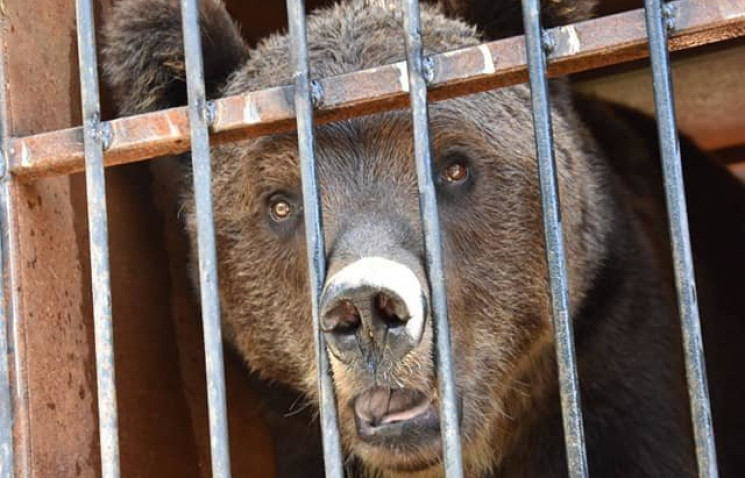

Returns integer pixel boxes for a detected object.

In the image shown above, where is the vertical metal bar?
[0,218,12,478]
[74,1,121,477]
[0,17,14,478]
[285,1,345,476]
[179,1,232,477]
[519,1,589,477]
[400,1,464,476]
[643,2,719,477]
[0,241,11,478]
[0,200,11,476]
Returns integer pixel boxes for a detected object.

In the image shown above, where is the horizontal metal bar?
[75,0,121,477]
[520,0,589,477]
[401,0,464,476]
[285,0,345,476]
[179,0,233,476]
[10,0,745,181]
[643,1,719,477]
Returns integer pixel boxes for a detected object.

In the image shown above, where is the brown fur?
[102,1,745,477]
[440,0,597,39]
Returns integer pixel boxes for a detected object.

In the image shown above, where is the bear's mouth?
[353,387,440,448]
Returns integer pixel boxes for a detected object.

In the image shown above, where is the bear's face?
[198,89,607,475]
[105,1,605,475]
[189,39,608,478]
[198,104,549,473]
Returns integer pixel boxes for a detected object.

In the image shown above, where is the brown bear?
[102,0,745,477]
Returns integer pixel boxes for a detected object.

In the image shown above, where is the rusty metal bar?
[644,1,719,477]
[401,0,464,476]
[10,0,745,181]
[178,0,233,477]
[520,0,589,477]
[285,0,345,476]
[75,0,121,477]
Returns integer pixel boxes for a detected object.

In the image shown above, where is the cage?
[0,0,743,477]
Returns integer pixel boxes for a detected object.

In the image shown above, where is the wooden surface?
[577,40,745,152]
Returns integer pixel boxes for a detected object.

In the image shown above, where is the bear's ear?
[440,0,598,40]
[102,0,249,116]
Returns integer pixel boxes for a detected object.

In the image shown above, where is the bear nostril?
[323,299,361,334]
[374,292,407,328]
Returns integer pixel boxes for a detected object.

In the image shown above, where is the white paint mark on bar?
[242,97,261,124]
[558,25,582,56]
[479,44,496,74]
[20,142,30,167]
[723,6,745,20]
[396,62,410,92]
[166,116,180,137]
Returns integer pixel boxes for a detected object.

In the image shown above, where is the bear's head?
[104,0,605,475]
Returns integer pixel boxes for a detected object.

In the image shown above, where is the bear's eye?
[438,152,472,188]
[443,162,469,183]
[269,197,293,221]
[435,151,475,201]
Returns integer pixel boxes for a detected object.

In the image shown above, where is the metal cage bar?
[401,1,464,476]
[520,1,590,477]
[285,1,345,476]
[74,0,122,477]
[0,208,12,478]
[179,0,232,477]
[643,1,719,477]
[0,11,13,475]
[0,236,11,478]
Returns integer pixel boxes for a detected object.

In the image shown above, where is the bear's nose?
[320,257,427,365]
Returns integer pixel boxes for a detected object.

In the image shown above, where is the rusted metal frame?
[643,1,719,477]
[284,0,345,476]
[0,15,14,478]
[401,0,464,476]
[9,0,745,181]
[178,0,233,477]
[0,8,31,477]
[75,0,122,477]
[520,0,589,477]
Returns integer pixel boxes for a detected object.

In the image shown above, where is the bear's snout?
[320,257,428,367]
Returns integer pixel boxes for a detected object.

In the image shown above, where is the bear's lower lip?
[353,387,440,448]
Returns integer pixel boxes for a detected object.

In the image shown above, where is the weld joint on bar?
[205,100,217,128]
[310,79,325,108]
[422,56,435,85]
[100,122,114,151]
[0,150,7,180]
[84,112,101,133]
[542,31,557,55]
[663,3,679,32]
[84,113,114,151]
